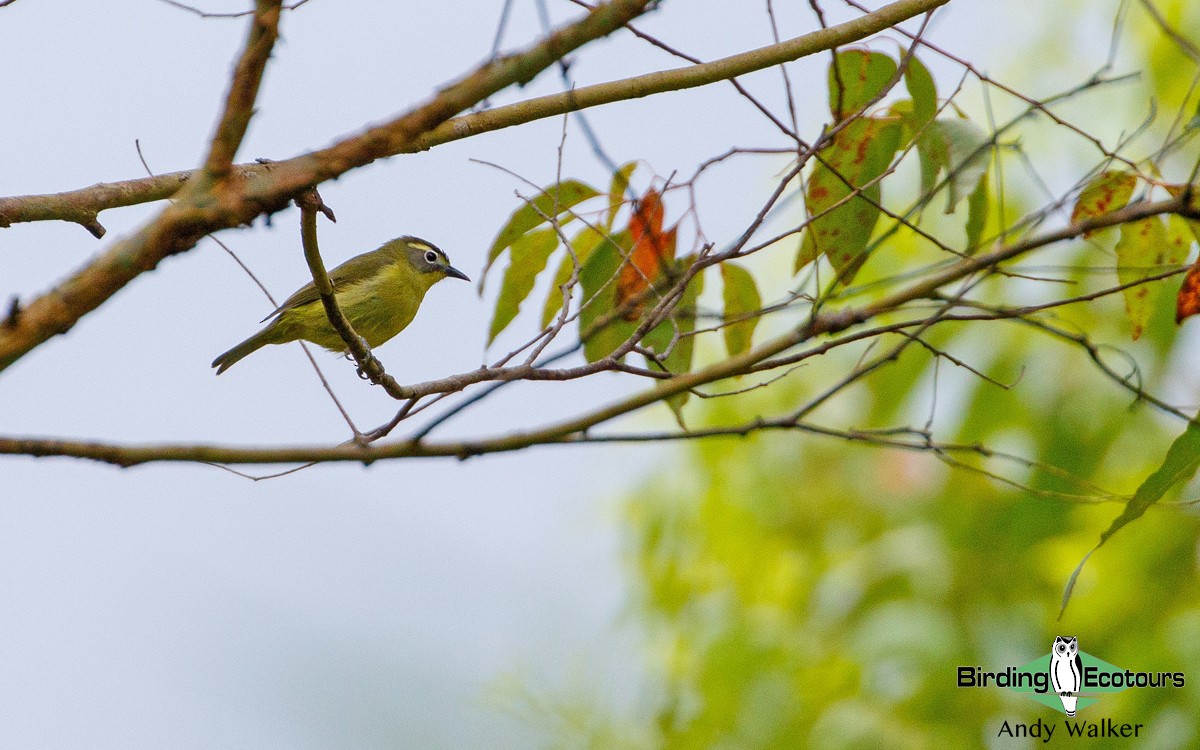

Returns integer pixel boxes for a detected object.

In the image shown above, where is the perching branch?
[0,0,664,372]
[2,192,1193,467]
[5,0,1195,491]
[294,189,415,399]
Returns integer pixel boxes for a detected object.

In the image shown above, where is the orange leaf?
[616,190,677,320]
[1177,260,1200,323]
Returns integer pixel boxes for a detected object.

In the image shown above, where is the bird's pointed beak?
[443,264,470,282]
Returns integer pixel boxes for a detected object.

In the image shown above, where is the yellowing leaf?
[1115,216,1168,340]
[720,262,761,356]
[487,229,558,344]
[1071,171,1137,237]
[796,117,901,281]
[1165,214,1194,267]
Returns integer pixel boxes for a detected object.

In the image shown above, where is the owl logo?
[1050,635,1082,716]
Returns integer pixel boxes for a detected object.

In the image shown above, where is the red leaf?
[616,189,677,320]
[1177,260,1200,324]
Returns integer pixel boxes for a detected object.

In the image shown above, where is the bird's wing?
[260,250,394,322]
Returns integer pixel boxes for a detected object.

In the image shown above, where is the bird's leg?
[349,335,375,380]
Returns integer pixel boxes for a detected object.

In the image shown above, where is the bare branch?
[159,0,311,18]
[201,0,283,178]
[0,0,665,372]
[7,0,1193,489]
[3,189,1195,466]
[0,0,949,238]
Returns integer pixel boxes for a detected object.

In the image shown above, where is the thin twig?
[159,0,311,19]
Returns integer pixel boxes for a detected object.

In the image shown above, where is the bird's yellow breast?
[276,262,433,351]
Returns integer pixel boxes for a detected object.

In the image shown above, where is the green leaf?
[487,229,558,344]
[1115,216,1168,340]
[606,162,637,231]
[540,226,606,329]
[914,117,948,198]
[908,118,990,212]
[579,231,636,363]
[1104,419,1200,543]
[1062,417,1200,616]
[796,118,901,280]
[888,98,914,121]
[938,118,991,213]
[894,56,938,198]
[903,55,937,126]
[884,102,919,162]
[828,50,898,121]
[577,231,705,390]
[720,262,761,356]
[482,180,600,289]
[964,170,989,254]
[1071,171,1137,235]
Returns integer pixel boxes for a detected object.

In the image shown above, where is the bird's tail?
[211,327,277,374]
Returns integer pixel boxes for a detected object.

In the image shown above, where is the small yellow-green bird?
[212,236,469,374]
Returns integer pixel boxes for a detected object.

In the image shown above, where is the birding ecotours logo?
[1050,635,1083,715]
[957,636,1185,715]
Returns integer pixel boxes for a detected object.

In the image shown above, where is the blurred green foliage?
[609,1,1200,744]
[624,364,1200,748]
[513,2,1200,747]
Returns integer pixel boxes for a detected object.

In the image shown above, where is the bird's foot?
[350,337,376,380]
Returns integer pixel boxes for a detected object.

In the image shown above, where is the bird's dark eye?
[424,250,438,264]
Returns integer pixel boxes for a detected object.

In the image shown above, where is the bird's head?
[402,237,470,284]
